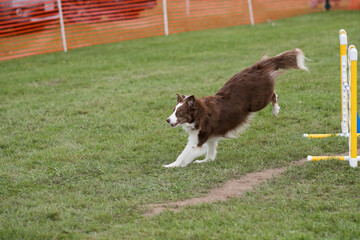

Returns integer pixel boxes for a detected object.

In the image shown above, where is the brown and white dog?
[164,49,307,167]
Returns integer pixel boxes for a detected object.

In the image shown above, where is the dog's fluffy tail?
[261,48,308,72]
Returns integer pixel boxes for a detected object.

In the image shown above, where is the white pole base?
[349,158,358,168]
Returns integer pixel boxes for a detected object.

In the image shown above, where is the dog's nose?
[166,118,170,123]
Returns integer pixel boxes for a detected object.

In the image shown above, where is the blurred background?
[0,0,359,61]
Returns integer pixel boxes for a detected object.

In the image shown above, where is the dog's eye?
[178,111,183,116]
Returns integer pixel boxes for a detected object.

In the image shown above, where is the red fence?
[0,0,356,61]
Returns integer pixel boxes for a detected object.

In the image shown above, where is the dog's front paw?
[163,162,180,168]
[194,158,211,164]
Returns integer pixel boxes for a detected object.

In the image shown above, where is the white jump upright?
[340,29,348,134]
[305,30,358,168]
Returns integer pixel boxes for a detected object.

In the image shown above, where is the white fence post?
[56,0,67,52]
[186,0,190,16]
[247,0,254,26]
[162,0,169,35]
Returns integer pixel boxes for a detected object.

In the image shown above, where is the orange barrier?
[350,0,360,9]
[0,0,353,61]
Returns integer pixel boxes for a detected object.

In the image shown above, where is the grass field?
[1,10,360,239]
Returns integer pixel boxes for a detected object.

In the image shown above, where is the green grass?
[1,10,360,239]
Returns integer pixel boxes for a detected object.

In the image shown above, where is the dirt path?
[144,158,307,216]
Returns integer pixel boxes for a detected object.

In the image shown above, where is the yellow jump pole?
[307,156,347,161]
[349,45,358,168]
[339,29,348,134]
[303,134,338,139]
[303,133,360,139]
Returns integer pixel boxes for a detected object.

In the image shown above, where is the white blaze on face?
[168,102,183,126]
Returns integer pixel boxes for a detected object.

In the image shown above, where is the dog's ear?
[176,93,184,103]
[186,95,197,109]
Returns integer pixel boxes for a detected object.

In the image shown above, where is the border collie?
[164,49,307,167]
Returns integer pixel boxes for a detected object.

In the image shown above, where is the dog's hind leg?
[194,138,219,164]
[272,92,280,117]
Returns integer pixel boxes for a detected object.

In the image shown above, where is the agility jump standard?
[304,30,356,138]
[304,29,358,168]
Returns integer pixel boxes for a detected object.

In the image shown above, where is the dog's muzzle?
[166,118,179,127]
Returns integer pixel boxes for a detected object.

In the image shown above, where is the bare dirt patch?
[145,158,307,216]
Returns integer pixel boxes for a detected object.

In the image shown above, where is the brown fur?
[171,49,306,147]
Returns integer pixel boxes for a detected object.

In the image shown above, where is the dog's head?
[166,93,197,127]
